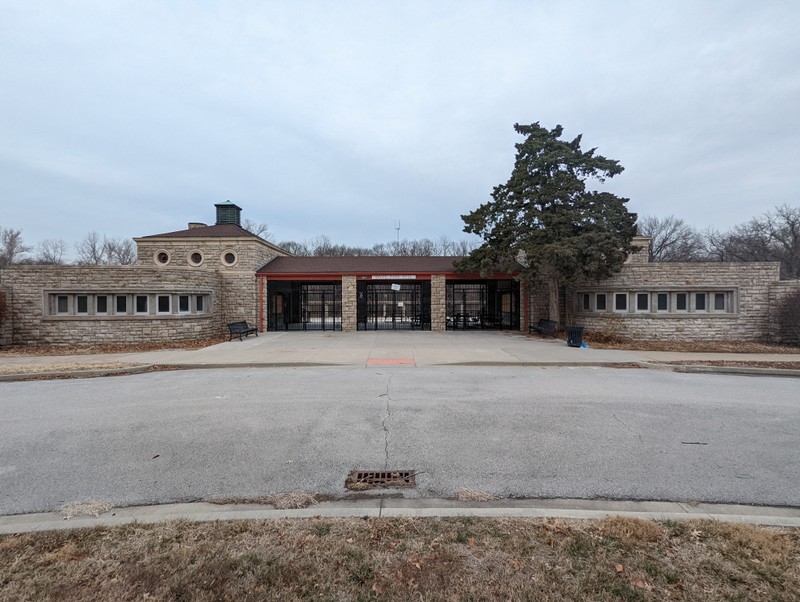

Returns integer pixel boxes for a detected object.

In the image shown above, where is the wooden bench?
[529,318,558,337]
[227,321,258,341]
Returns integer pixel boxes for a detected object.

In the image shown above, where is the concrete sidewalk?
[3,497,800,534]
[1,331,799,379]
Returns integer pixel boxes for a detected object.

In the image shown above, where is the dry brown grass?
[267,492,319,510]
[1,517,798,601]
[456,488,500,502]
[599,516,663,544]
[665,360,800,370]
[204,492,319,509]
[586,338,800,354]
[0,336,227,357]
[60,501,115,520]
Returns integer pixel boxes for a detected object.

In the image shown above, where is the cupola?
[214,200,242,226]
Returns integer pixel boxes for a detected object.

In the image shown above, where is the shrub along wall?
[0,285,12,347]
[769,281,800,345]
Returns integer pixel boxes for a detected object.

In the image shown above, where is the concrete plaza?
[2,331,799,378]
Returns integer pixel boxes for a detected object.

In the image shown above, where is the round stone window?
[188,251,204,266]
[154,250,170,265]
[221,250,237,267]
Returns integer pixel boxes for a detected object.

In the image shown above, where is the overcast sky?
[1,1,798,255]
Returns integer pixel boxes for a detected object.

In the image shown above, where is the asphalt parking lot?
[2,365,798,517]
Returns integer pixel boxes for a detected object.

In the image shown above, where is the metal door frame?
[357,281,431,331]
[267,281,342,331]
[445,279,520,330]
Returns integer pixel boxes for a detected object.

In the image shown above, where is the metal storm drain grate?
[346,470,416,490]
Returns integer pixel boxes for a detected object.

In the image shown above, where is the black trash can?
[566,325,584,348]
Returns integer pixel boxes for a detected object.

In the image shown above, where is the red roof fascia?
[258,273,343,281]
[258,271,515,281]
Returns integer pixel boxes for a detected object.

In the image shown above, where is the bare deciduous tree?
[242,219,273,241]
[702,204,800,277]
[764,204,800,278]
[637,215,704,262]
[75,231,106,265]
[700,227,730,262]
[277,240,310,256]
[103,237,137,265]
[37,239,68,264]
[0,227,32,267]
[75,233,137,265]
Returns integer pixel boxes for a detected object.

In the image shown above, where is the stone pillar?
[626,236,651,264]
[257,275,266,332]
[342,275,357,332]
[430,275,446,331]
[520,285,529,332]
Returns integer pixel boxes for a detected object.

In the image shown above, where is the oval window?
[155,251,170,265]
[188,251,203,266]
[222,251,237,266]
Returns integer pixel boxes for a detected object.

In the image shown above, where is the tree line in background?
[0,220,481,268]
[274,234,481,257]
[0,229,137,268]
[1,204,798,277]
[639,204,800,278]
[243,219,481,257]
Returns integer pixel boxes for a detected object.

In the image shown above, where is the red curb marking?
[367,358,414,365]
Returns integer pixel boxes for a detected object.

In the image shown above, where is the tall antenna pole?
[395,220,400,244]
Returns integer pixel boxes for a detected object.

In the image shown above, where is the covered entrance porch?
[266,281,342,331]
[446,279,520,330]
[257,256,523,332]
[357,280,431,331]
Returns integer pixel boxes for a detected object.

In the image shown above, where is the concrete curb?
[0,364,154,382]
[671,365,800,378]
[3,498,800,534]
[429,361,648,369]
[1,361,798,381]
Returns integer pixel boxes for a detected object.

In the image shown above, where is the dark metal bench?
[227,320,258,341]
[529,318,558,337]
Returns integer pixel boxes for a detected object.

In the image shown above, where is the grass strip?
[2,516,798,601]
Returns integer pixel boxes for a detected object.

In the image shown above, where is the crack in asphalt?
[382,374,393,469]
[611,412,643,442]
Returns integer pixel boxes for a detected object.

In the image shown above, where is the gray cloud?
[1,1,798,252]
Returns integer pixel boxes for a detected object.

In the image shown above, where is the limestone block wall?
[626,236,651,265]
[135,237,286,330]
[563,262,782,341]
[1,265,224,346]
[431,275,446,331]
[135,237,283,273]
[341,276,357,332]
[217,271,261,327]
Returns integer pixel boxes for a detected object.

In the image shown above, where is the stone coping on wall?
[42,314,215,322]
[575,313,739,319]
[575,285,742,291]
